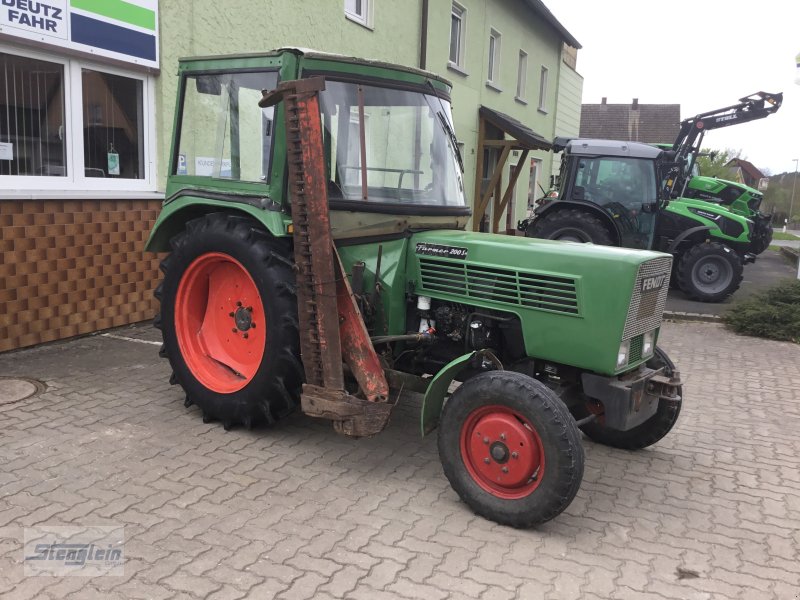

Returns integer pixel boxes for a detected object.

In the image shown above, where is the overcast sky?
[546,0,800,175]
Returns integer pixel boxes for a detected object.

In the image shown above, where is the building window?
[1,53,66,177]
[516,51,528,101]
[538,66,549,112]
[345,0,372,28]
[81,69,144,179]
[0,46,153,190]
[449,3,466,70]
[487,29,501,86]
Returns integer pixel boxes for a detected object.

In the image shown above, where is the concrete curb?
[663,311,722,323]
[779,246,799,262]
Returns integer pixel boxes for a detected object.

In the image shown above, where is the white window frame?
[516,50,528,103]
[448,2,467,73]
[344,0,373,29]
[486,28,502,89]
[538,65,549,113]
[0,43,156,192]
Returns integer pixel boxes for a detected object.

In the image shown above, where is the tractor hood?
[406,230,672,375]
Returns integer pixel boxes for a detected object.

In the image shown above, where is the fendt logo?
[641,274,666,292]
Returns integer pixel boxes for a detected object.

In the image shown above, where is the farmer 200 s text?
[147,49,683,528]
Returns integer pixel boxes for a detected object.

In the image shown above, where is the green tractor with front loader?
[520,92,782,303]
[147,48,682,528]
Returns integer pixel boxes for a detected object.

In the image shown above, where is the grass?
[771,231,800,241]
[722,280,800,343]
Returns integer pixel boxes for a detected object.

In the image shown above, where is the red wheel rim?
[175,252,266,394]
[460,405,545,499]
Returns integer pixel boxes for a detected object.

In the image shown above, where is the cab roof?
[178,47,452,88]
[560,138,664,160]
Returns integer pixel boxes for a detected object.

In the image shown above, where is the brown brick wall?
[0,198,163,352]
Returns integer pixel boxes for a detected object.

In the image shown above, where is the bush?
[722,280,800,342]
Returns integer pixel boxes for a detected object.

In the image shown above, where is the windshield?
[573,156,657,209]
[175,70,278,181]
[319,80,466,207]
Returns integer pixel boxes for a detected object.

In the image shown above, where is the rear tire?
[155,213,303,427]
[580,347,682,450]
[526,208,614,245]
[438,371,584,528]
[676,242,743,302]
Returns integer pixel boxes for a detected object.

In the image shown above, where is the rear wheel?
[527,208,614,245]
[676,242,743,302]
[155,213,303,428]
[438,371,584,528]
[580,347,682,450]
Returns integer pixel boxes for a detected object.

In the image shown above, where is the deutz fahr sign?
[1,0,67,39]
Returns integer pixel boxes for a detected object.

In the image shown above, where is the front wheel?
[438,371,584,528]
[676,242,743,302]
[580,346,682,450]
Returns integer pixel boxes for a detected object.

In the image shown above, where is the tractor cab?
[550,139,667,249]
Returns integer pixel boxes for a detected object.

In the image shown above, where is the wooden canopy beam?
[493,150,529,233]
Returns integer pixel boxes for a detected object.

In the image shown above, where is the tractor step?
[301,384,393,437]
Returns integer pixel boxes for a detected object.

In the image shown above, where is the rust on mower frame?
[260,77,392,437]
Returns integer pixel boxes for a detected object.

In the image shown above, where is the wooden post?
[476,144,511,228]
[496,150,528,234]
[472,116,486,231]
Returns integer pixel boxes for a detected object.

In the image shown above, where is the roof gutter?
[522,0,581,49]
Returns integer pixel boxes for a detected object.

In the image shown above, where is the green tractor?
[681,171,773,255]
[147,48,682,528]
[521,92,782,303]
[665,92,782,256]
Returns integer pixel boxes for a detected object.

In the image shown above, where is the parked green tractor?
[521,92,782,302]
[682,174,773,255]
[147,48,682,528]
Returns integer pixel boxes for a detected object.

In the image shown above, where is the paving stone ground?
[1,321,799,599]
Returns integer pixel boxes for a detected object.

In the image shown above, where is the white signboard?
[757,177,769,192]
[0,0,159,69]
[0,142,12,161]
[195,157,232,178]
[1,0,67,39]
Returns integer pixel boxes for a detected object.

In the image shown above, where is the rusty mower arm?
[259,78,392,437]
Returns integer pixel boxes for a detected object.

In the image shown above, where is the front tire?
[438,371,584,528]
[580,347,682,450]
[526,208,614,245]
[155,213,303,428]
[676,242,743,302]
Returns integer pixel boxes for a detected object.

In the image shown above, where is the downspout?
[419,0,428,70]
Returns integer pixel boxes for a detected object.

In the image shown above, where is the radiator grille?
[418,258,580,316]
[622,257,672,340]
[628,334,644,365]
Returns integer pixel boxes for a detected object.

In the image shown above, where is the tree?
[694,148,741,179]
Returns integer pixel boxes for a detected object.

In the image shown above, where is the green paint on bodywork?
[664,198,751,245]
[336,238,411,336]
[145,194,289,252]
[421,351,477,436]
[406,230,665,375]
[687,176,761,218]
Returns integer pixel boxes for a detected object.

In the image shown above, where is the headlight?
[617,340,630,368]
[643,330,655,356]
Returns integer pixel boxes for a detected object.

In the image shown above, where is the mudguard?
[420,349,503,436]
